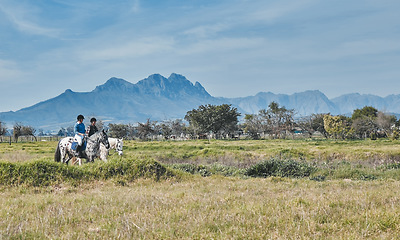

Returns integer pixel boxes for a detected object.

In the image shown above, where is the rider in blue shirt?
[74,114,86,154]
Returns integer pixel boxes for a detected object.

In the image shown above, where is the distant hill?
[1,73,400,131]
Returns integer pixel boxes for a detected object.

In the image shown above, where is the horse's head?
[116,138,123,155]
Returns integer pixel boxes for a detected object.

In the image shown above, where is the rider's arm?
[75,123,86,136]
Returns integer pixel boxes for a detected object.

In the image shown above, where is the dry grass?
[1,177,400,239]
[0,151,38,163]
[1,139,400,238]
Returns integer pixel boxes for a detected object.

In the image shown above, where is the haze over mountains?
[1,73,400,131]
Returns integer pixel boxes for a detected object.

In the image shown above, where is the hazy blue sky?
[1,0,400,112]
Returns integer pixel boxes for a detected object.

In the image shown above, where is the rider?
[86,117,98,137]
[74,114,86,155]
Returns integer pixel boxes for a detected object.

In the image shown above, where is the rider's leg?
[74,134,83,155]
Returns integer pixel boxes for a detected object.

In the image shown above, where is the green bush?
[84,157,176,181]
[331,167,378,180]
[0,160,88,186]
[170,163,210,176]
[0,158,176,187]
[245,158,315,178]
[170,163,245,177]
[391,130,400,140]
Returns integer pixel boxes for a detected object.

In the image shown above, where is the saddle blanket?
[71,141,87,151]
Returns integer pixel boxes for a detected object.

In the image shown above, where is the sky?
[0,0,400,112]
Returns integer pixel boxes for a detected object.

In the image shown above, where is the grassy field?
[1,139,400,239]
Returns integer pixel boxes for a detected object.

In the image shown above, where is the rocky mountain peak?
[93,77,134,92]
[168,73,187,82]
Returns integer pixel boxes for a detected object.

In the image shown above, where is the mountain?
[226,90,339,116]
[0,73,219,131]
[331,93,400,115]
[1,73,400,131]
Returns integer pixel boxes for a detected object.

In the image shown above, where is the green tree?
[108,123,132,138]
[351,106,378,120]
[137,119,156,140]
[243,102,295,139]
[159,119,188,139]
[351,106,382,139]
[264,102,295,139]
[244,114,264,139]
[13,123,36,142]
[0,121,6,137]
[323,115,353,139]
[352,117,377,139]
[159,123,172,139]
[310,113,329,138]
[376,111,397,138]
[185,104,241,138]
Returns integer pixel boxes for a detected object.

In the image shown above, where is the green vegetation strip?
[0,158,176,187]
[2,157,400,187]
[168,158,400,181]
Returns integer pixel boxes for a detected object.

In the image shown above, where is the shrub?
[245,158,315,178]
[391,130,399,140]
[84,157,176,181]
[170,163,210,176]
[170,163,245,177]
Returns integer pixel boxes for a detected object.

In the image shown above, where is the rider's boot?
[75,145,81,157]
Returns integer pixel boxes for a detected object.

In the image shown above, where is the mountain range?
[1,73,400,131]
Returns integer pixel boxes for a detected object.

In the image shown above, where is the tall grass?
[1,177,400,239]
[1,139,400,238]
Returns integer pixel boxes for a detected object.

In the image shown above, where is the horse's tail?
[54,141,61,162]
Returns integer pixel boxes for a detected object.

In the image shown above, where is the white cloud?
[78,37,175,62]
[0,1,61,37]
[249,0,315,23]
[183,23,228,39]
[176,37,266,56]
[0,59,24,81]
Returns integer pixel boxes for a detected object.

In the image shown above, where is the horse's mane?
[89,130,106,139]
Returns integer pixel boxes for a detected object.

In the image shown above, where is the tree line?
[1,102,400,141]
[244,103,400,140]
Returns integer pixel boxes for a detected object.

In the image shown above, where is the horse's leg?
[99,144,108,162]
[61,150,68,164]
[68,153,77,165]
[71,157,80,165]
[101,150,108,162]
[65,149,74,165]
[101,152,108,162]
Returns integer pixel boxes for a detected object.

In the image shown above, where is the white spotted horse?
[55,130,110,165]
[99,137,123,162]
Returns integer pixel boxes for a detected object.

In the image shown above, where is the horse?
[54,130,110,165]
[99,137,123,162]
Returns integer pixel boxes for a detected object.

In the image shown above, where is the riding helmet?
[77,114,85,120]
